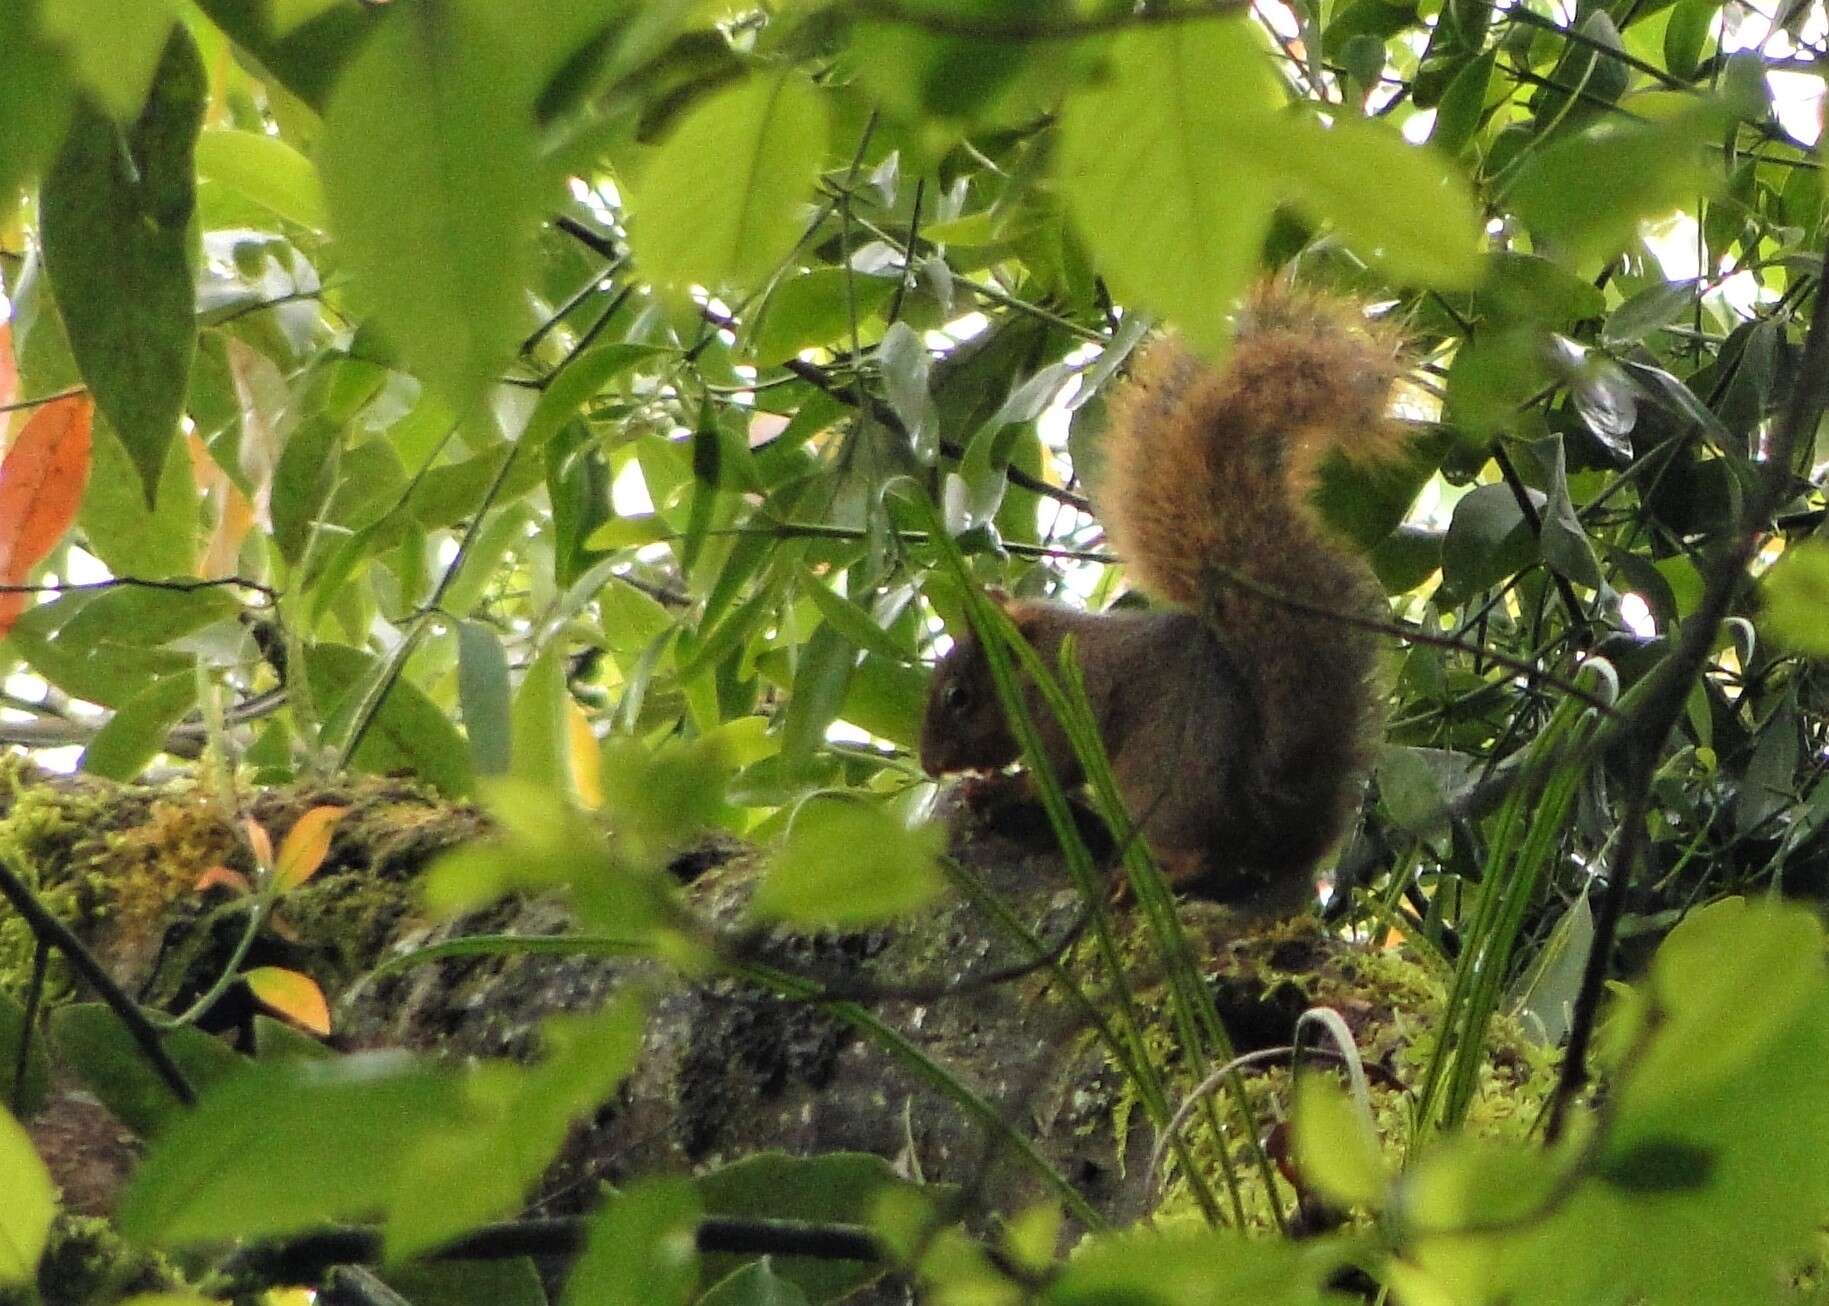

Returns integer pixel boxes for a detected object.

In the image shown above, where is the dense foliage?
[3,0,1829,1301]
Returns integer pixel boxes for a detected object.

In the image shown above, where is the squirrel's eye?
[945,682,968,710]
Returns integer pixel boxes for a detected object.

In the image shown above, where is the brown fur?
[920,282,1407,906]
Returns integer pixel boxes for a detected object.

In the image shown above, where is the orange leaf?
[273,805,346,892]
[193,865,253,896]
[244,817,274,873]
[0,324,15,410]
[566,700,602,809]
[243,966,331,1036]
[0,394,93,638]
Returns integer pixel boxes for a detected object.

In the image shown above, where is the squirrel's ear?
[984,585,1012,608]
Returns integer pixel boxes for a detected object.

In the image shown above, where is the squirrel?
[918,281,1410,911]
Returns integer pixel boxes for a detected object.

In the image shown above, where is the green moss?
[1078,910,1557,1231]
[0,1214,191,1306]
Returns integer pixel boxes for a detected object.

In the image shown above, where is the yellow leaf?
[274,806,347,892]
[567,701,602,809]
[244,967,331,1037]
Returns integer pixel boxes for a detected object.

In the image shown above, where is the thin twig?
[0,847,196,1107]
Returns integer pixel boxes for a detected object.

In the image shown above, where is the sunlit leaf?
[39,0,177,121]
[274,805,347,892]
[0,1105,55,1287]
[319,0,546,412]
[628,71,829,291]
[1508,108,1724,267]
[1764,540,1829,656]
[243,967,332,1037]
[195,127,328,230]
[1058,18,1279,351]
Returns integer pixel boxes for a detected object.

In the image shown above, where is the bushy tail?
[1096,282,1408,868]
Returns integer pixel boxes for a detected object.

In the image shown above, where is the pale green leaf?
[0,1105,55,1286]
[628,71,830,291]
[1260,114,1482,287]
[751,798,943,927]
[1764,540,1829,656]
[40,0,177,121]
[80,674,195,780]
[1292,1072,1388,1208]
[195,126,328,229]
[319,0,545,412]
[77,420,198,580]
[1508,108,1725,267]
[1057,19,1280,351]
[387,994,647,1258]
[457,619,513,776]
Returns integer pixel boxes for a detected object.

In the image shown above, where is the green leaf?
[0,992,51,1119]
[319,0,545,413]
[117,1052,465,1246]
[49,1004,245,1137]
[1430,50,1494,156]
[1664,0,1717,81]
[40,24,203,503]
[0,1,73,232]
[1508,108,1724,267]
[628,71,829,291]
[80,674,195,780]
[751,797,943,927]
[1441,482,1539,598]
[457,619,514,776]
[698,1153,927,1302]
[562,1177,701,1306]
[750,269,898,365]
[778,622,857,776]
[700,1261,811,1306]
[77,420,199,580]
[1445,326,1549,437]
[1636,898,1824,1102]
[1265,114,1483,287]
[1049,1228,1342,1305]
[798,567,912,663]
[510,641,572,793]
[1292,1073,1388,1208]
[1057,18,1279,351]
[194,126,328,230]
[387,994,647,1258]
[39,0,177,121]
[382,1259,548,1306]
[1763,540,1829,656]
[307,642,475,796]
[191,0,386,110]
[0,1104,55,1287]
[1596,1138,1715,1194]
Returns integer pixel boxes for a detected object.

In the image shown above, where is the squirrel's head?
[920,630,1021,777]
[920,586,1048,777]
